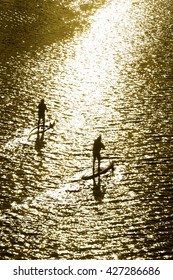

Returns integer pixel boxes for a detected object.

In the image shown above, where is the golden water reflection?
[0,0,173,259]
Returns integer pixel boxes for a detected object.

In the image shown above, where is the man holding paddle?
[38,99,47,135]
[93,135,105,175]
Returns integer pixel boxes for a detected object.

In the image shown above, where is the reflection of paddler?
[93,135,105,175]
[38,99,47,133]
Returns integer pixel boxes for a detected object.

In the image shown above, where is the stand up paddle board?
[28,119,55,139]
[83,161,114,180]
[69,161,114,182]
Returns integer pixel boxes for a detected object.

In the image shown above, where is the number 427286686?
[106,267,160,276]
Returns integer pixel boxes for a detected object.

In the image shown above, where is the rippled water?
[0,0,173,260]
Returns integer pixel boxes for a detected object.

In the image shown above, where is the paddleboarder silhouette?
[93,135,105,176]
[37,99,47,137]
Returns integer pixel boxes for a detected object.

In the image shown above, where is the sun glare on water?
[53,0,134,135]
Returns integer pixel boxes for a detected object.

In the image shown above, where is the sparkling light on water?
[0,0,173,260]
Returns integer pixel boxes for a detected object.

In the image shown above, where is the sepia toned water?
[0,0,173,260]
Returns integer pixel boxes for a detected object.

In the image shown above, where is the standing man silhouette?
[93,135,105,176]
[38,99,47,136]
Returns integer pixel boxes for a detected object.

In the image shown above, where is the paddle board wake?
[3,120,55,153]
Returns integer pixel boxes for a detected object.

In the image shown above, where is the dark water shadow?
[35,133,45,154]
[92,176,106,202]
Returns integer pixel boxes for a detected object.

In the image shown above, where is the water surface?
[0,0,173,260]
